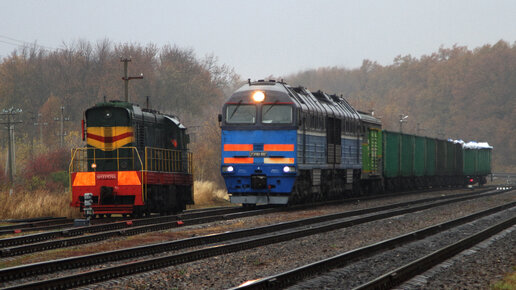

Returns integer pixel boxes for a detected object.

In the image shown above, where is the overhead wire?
[0,34,60,51]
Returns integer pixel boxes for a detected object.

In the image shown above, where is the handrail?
[144,147,193,174]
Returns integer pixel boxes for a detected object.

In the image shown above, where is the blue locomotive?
[220,80,492,206]
[220,80,365,205]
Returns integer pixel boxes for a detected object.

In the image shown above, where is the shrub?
[50,171,69,188]
[28,176,46,191]
[23,149,69,191]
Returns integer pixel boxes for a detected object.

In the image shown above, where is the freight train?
[220,80,492,205]
[69,101,193,217]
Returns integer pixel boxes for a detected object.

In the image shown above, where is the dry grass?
[0,189,80,219]
[192,180,230,207]
[0,181,229,220]
[492,268,516,289]
[0,180,229,220]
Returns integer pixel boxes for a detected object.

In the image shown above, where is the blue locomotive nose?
[221,130,297,205]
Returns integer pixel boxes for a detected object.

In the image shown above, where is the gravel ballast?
[72,190,516,290]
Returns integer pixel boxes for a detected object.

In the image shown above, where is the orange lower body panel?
[71,171,193,214]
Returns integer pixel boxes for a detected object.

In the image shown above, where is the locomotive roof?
[87,100,186,129]
[227,80,361,121]
[93,100,135,109]
[357,111,382,125]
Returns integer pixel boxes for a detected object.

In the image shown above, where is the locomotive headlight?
[252,91,265,102]
[222,165,234,173]
[91,163,97,169]
[283,166,296,173]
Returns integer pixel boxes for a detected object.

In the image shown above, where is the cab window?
[226,104,256,124]
[262,105,293,124]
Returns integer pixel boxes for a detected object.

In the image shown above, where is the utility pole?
[120,58,143,102]
[34,113,48,142]
[0,108,22,195]
[399,114,408,133]
[54,106,70,147]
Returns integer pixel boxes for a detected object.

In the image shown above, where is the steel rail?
[0,217,67,224]
[233,200,516,289]
[354,215,516,290]
[0,188,497,257]
[0,205,254,248]
[1,189,510,288]
[0,218,71,232]
[0,186,486,242]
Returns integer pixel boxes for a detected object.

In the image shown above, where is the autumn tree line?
[0,40,239,189]
[0,39,514,192]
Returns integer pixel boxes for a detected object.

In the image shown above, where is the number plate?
[250,151,267,157]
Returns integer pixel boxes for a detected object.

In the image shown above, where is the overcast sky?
[0,0,515,78]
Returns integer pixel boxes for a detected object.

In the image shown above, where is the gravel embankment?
[400,225,516,289]
[71,190,516,290]
[0,189,479,268]
[290,207,515,289]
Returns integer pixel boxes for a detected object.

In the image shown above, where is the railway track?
[0,206,248,236]
[0,188,495,257]
[0,217,72,235]
[355,216,515,289]
[0,187,511,289]
[0,187,488,255]
[0,186,475,236]
[0,186,490,237]
[235,191,516,289]
[0,205,274,255]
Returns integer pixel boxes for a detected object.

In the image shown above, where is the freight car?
[70,101,193,217]
[461,141,493,185]
[220,80,492,205]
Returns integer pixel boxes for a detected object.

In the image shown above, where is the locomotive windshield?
[262,104,292,124]
[226,104,256,124]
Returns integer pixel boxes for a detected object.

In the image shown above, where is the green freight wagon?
[382,130,400,191]
[362,128,382,177]
[414,136,426,177]
[445,141,456,176]
[463,148,477,176]
[425,138,436,176]
[382,131,416,191]
[477,148,492,175]
[381,131,492,190]
[400,134,415,177]
[359,111,383,194]
[383,130,400,179]
[435,139,447,179]
[462,142,492,185]
[454,142,463,177]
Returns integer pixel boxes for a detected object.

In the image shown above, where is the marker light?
[252,91,265,102]
[283,166,296,173]
[91,163,97,169]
